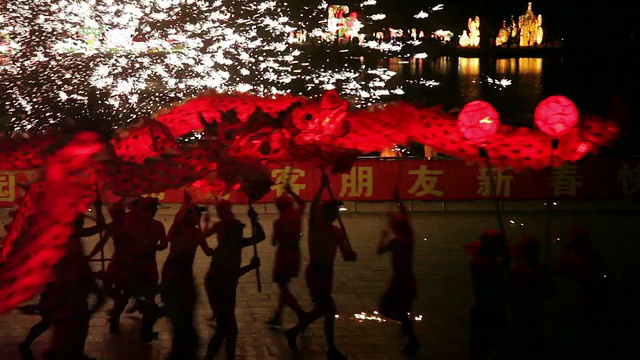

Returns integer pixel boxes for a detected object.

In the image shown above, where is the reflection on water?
[382,56,553,125]
[495,58,543,75]
[458,57,480,75]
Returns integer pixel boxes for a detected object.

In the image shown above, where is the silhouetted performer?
[552,226,605,357]
[19,207,105,360]
[285,172,357,360]
[469,230,513,360]
[161,192,214,360]
[377,190,419,354]
[41,213,105,360]
[511,235,552,359]
[121,197,168,342]
[86,202,128,333]
[204,202,265,360]
[266,183,306,328]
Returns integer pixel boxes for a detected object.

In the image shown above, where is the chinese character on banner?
[271,166,306,196]
[617,163,640,196]
[408,165,444,197]
[340,166,373,197]
[0,173,16,203]
[477,167,513,197]
[551,164,582,197]
[142,192,165,200]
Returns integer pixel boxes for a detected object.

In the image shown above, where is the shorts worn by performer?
[273,246,301,283]
[305,262,334,303]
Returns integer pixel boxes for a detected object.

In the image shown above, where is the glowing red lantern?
[457,100,500,144]
[534,96,579,137]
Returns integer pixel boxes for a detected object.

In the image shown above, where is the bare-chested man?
[285,172,357,360]
[121,197,168,342]
[161,191,214,360]
[266,183,306,328]
[203,201,265,360]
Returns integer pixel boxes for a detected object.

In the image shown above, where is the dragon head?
[290,91,350,145]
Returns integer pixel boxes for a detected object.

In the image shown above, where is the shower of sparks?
[352,311,423,323]
[485,77,512,89]
[0,0,438,132]
[362,41,404,52]
[369,14,386,21]
[414,4,444,19]
[407,79,441,88]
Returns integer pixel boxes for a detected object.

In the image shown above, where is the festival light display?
[326,5,363,40]
[459,16,480,47]
[496,2,544,47]
[518,2,544,47]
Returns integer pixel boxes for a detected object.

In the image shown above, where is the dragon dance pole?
[545,139,560,263]
[248,199,262,293]
[478,148,505,236]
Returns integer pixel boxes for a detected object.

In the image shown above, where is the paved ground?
[1,209,640,360]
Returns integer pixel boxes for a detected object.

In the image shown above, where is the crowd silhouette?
[6,171,612,360]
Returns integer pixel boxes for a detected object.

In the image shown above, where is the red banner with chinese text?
[1,158,639,207]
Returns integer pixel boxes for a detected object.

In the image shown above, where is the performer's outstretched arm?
[376,230,394,255]
[238,257,261,277]
[242,208,266,247]
[197,230,215,256]
[286,184,306,213]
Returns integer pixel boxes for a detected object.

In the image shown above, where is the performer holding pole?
[204,200,265,360]
[285,171,357,360]
[266,183,306,328]
[377,187,420,354]
[322,168,352,250]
